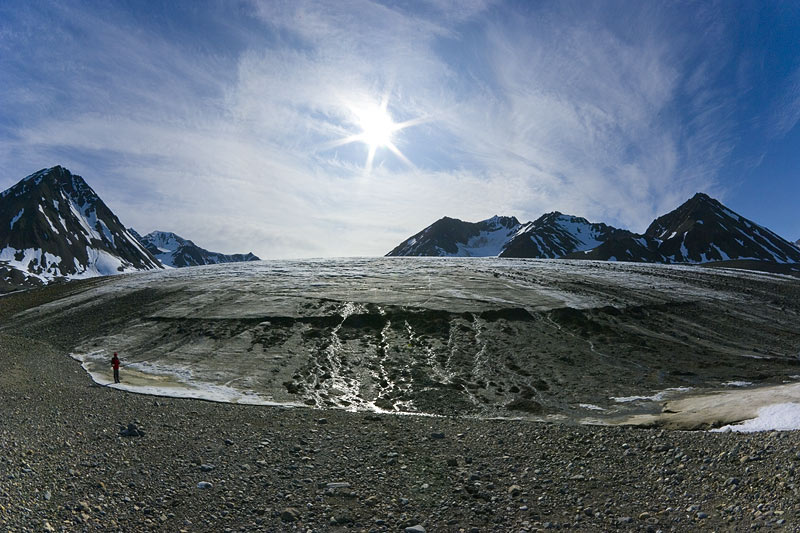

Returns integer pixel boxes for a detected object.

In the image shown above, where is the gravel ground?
[3,267,800,532]
[2,331,800,532]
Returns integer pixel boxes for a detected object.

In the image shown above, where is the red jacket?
[112,356,120,369]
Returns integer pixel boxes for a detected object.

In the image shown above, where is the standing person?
[111,352,121,383]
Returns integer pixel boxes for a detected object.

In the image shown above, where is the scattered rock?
[281,507,301,522]
[119,423,144,437]
[197,481,213,489]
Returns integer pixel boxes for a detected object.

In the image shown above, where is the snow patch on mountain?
[454,217,522,257]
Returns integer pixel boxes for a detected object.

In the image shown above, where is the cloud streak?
[1,0,798,257]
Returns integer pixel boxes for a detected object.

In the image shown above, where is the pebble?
[405,525,426,533]
[197,481,213,489]
[281,507,301,522]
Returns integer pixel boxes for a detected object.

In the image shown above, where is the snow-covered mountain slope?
[386,215,521,257]
[389,193,800,265]
[577,193,800,264]
[387,212,621,259]
[132,230,259,268]
[0,166,162,288]
[500,212,624,258]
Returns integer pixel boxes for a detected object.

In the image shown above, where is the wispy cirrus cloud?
[1,0,798,257]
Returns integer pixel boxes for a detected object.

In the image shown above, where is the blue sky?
[1,0,799,258]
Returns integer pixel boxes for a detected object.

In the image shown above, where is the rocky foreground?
[2,331,800,532]
[2,261,800,532]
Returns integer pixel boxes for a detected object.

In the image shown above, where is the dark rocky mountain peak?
[500,211,624,258]
[1,166,162,290]
[577,193,800,264]
[386,215,523,257]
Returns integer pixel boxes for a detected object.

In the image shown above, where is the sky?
[1,0,799,258]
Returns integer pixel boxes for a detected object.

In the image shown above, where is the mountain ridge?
[132,229,260,268]
[388,193,800,265]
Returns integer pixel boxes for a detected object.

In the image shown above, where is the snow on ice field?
[4,257,800,429]
[711,403,800,433]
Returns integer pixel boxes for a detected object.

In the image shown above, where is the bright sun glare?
[320,94,427,172]
[358,105,395,149]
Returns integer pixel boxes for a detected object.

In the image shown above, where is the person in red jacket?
[111,352,121,383]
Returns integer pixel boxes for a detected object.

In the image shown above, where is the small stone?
[199,464,215,472]
[405,525,426,533]
[196,481,213,489]
[697,512,709,519]
[281,507,301,522]
[317,418,328,424]
[583,507,594,517]
[446,458,458,467]
[43,490,52,501]
[726,477,740,486]
[508,484,522,497]
[119,423,144,437]
[43,522,56,532]
[570,474,586,481]
[326,482,351,489]
[224,439,234,446]
[430,432,445,439]
[618,516,633,524]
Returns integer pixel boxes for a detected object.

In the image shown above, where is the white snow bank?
[711,403,800,433]
[723,381,753,387]
[611,387,693,403]
[70,351,304,407]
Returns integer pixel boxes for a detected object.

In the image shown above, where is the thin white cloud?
[1,1,792,257]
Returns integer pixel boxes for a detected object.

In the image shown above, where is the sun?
[319,94,428,172]
[357,105,396,149]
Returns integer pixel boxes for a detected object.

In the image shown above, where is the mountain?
[388,193,800,265]
[386,215,521,257]
[576,193,800,263]
[132,230,260,268]
[386,212,622,259]
[500,212,625,258]
[0,166,162,289]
